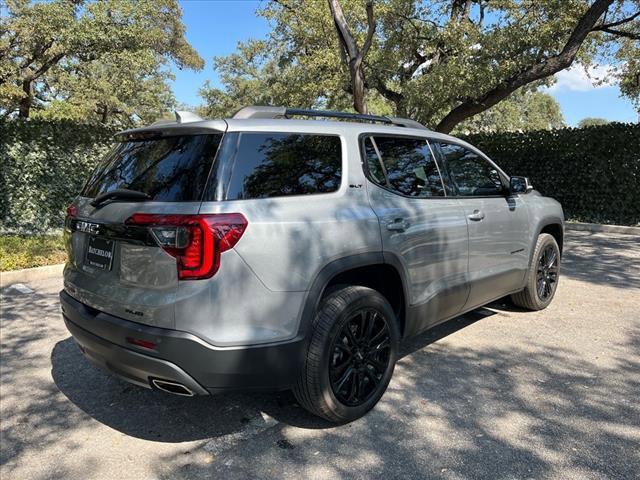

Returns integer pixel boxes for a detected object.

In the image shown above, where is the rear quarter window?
[213,132,342,200]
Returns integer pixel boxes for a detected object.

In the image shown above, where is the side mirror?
[510,176,533,194]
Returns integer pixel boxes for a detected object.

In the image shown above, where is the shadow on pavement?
[562,231,640,289]
[50,309,490,440]
[51,337,295,442]
[151,325,640,480]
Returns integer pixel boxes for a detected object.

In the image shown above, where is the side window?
[366,136,445,197]
[224,133,342,200]
[436,143,505,196]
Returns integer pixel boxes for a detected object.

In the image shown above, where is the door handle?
[468,210,485,221]
[387,218,409,231]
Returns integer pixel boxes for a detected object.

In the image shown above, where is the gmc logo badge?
[76,221,101,235]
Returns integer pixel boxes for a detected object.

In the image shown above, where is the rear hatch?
[64,125,225,329]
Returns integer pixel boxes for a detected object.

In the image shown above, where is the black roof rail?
[232,106,428,130]
[285,108,394,125]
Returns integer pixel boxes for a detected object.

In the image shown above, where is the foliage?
[0,234,65,271]
[578,117,611,127]
[454,90,565,135]
[0,119,115,233]
[201,0,640,132]
[32,50,177,126]
[0,0,203,126]
[463,122,640,226]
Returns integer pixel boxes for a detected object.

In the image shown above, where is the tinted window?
[224,133,341,200]
[437,143,504,196]
[367,136,444,197]
[82,134,221,202]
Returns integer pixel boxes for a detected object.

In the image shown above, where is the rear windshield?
[205,132,342,201]
[82,134,222,202]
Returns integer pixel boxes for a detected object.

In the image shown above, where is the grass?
[0,234,67,271]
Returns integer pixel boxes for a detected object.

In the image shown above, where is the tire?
[511,233,561,310]
[293,285,400,423]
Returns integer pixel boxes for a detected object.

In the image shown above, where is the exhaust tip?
[151,379,194,397]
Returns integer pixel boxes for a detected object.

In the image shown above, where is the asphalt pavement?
[1,230,639,479]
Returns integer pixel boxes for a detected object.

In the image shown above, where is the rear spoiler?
[115,115,227,141]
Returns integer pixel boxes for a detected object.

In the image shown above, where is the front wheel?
[293,286,400,423]
[511,233,561,310]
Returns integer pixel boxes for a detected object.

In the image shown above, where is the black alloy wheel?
[511,233,561,311]
[328,308,391,407]
[293,285,399,422]
[536,244,559,301]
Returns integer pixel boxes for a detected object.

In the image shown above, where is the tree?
[201,0,640,133]
[0,0,203,124]
[33,50,177,126]
[578,117,611,127]
[454,90,565,134]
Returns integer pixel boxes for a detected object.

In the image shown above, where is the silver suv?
[61,106,564,422]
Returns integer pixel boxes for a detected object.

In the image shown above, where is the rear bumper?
[60,290,305,394]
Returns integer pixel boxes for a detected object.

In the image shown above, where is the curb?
[0,264,65,288]
[565,222,640,235]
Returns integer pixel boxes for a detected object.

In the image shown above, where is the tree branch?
[593,10,640,30]
[361,1,376,59]
[19,39,56,70]
[450,0,473,22]
[391,11,443,30]
[373,78,403,104]
[30,52,66,81]
[592,9,640,38]
[463,0,472,20]
[328,0,359,60]
[270,0,295,12]
[596,27,639,39]
[435,0,615,133]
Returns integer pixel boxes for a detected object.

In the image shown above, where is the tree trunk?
[18,79,32,118]
[328,0,376,115]
[100,105,109,124]
[391,90,410,117]
[351,61,368,114]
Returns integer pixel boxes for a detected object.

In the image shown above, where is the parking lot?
[1,230,639,480]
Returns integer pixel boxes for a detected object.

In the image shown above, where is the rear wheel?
[511,233,561,310]
[293,286,399,423]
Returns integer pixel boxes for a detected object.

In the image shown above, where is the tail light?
[66,204,77,218]
[125,213,248,280]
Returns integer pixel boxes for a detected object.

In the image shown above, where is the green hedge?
[463,123,640,226]
[1,120,115,233]
[1,120,638,233]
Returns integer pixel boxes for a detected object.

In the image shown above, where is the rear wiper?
[91,189,151,209]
